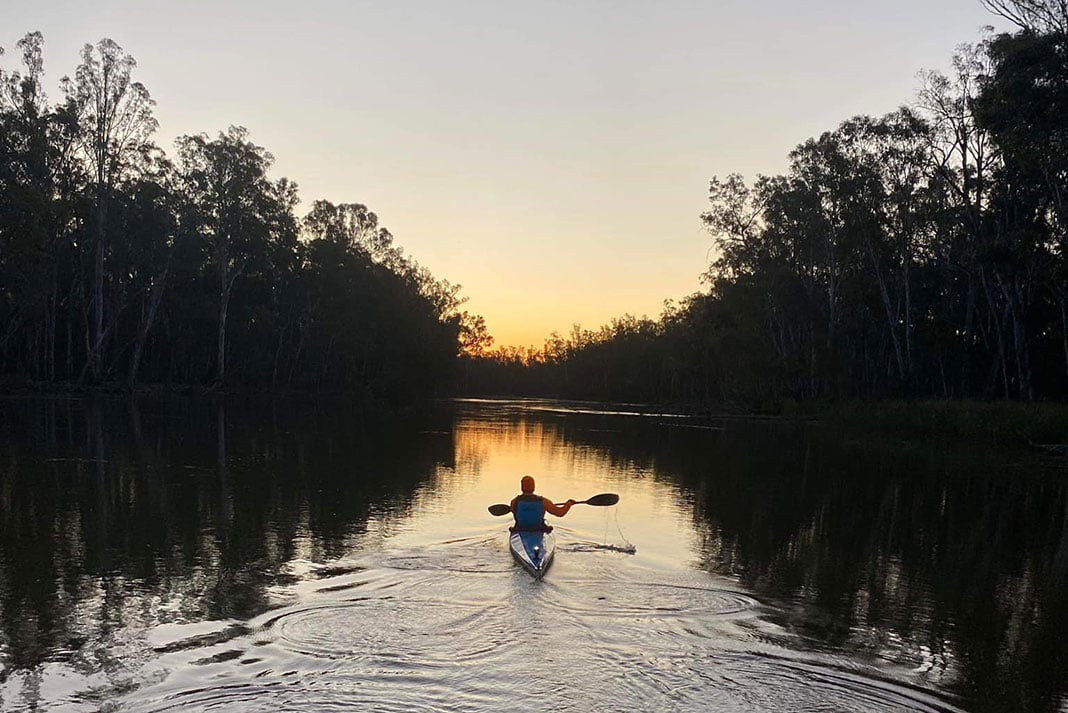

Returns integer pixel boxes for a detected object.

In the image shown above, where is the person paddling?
[510,475,575,532]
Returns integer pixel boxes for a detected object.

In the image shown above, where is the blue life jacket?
[513,494,545,530]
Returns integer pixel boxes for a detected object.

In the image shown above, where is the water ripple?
[262,597,508,666]
[553,579,759,618]
[113,545,968,713]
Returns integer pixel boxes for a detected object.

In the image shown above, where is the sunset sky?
[3,1,1005,348]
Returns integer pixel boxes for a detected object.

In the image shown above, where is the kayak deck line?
[509,530,556,580]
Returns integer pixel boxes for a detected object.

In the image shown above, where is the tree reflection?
[539,412,1068,713]
[0,396,452,680]
[1,400,1064,712]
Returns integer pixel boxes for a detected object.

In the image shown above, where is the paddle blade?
[488,503,511,516]
[584,493,619,507]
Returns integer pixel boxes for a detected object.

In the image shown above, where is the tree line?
[462,1,1068,406]
[0,33,475,397]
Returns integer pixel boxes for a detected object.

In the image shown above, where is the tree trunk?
[865,240,905,381]
[47,264,57,382]
[998,271,1034,401]
[1060,290,1068,383]
[66,316,73,381]
[961,272,977,397]
[78,301,125,383]
[127,265,170,389]
[288,319,305,386]
[90,194,107,382]
[216,248,245,386]
[217,265,230,385]
[271,322,286,388]
[982,270,1011,398]
[903,245,913,377]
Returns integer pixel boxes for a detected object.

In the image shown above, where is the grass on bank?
[795,399,1068,451]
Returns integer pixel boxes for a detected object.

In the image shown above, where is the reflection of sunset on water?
[405,402,693,564]
[0,397,1065,712]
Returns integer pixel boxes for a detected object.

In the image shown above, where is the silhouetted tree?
[981,0,1068,33]
[1,33,471,397]
[459,18,1068,405]
[62,38,157,381]
[974,29,1068,390]
[175,127,294,386]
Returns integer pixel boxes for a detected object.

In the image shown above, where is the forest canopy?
[462,6,1068,406]
[3,0,1067,407]
[0,33,473,397]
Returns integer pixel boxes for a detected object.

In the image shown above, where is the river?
[0,396,1065,712]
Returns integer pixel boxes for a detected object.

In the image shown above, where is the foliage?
[4,19,1067,407]
[461,24,1068,407]
[0,34,468,397]
[822,398,1068,446]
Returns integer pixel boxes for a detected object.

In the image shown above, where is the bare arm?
[543,497,575,517]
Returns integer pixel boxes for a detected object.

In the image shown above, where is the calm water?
[0,396,1066,713]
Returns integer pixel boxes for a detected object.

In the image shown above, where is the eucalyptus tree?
[303,200,401,266]
[301,200,397,387]
[175,126,294,385]
[116,152,179,387]
[457,312,492,357]
[300,199,462,395]
[701,111,935,399]
[974,29,1068,394]
[981,0,1068,34]
[62,38,157,381]
[461,14,1068,404]
[0,33,52,375]
[0,32,82,381]
[823,111,933,386]
[917,42,1000,395]
[701,172,819,398]
[700,173,767,282]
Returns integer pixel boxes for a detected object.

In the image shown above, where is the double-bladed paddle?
[487,492,619,516]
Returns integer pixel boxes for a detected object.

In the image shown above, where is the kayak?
[509,529,556,579]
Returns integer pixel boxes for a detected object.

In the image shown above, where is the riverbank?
[0,380,450,419]
[5,380,1066,455]
[796,399,1068,455]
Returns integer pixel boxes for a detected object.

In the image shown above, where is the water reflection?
[441,402,1068,712]
[673,424,1068,712]
[0,397,1065,712]
[533,411,1068,712]
[0,396,453,702]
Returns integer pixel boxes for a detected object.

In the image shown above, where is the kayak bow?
[509,529,556,580]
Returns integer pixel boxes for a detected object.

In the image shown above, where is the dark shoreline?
[4,386,1066,455]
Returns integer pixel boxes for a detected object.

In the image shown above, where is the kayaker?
[509,475,574,532]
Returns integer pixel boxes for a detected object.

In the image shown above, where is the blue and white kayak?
[509,529,555,579]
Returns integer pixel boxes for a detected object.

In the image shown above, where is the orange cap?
[520,475,535,493]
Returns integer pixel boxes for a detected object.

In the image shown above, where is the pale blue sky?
[2,1,1004,347]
